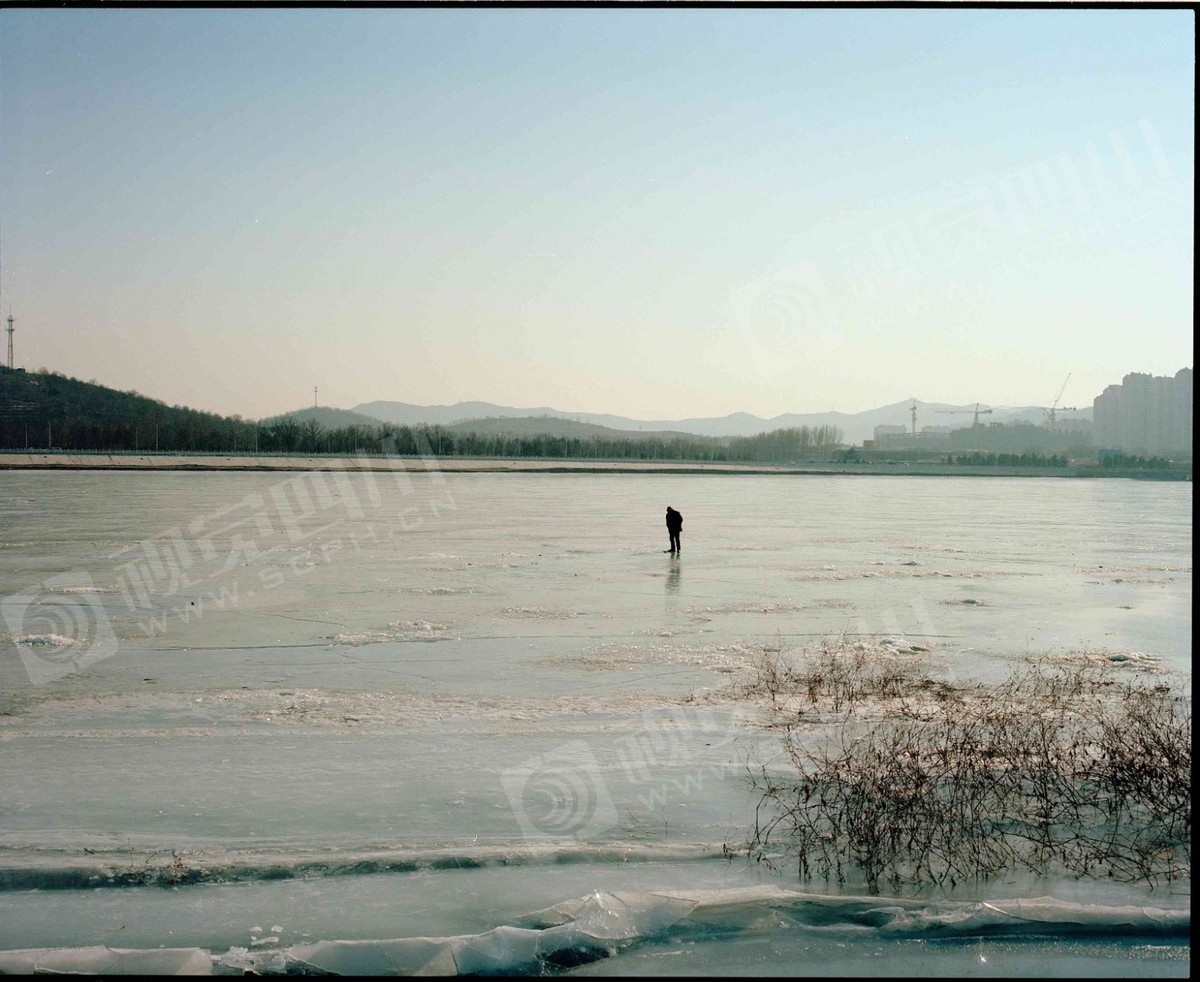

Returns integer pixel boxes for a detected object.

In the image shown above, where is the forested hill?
[0,367,259,452]
[260,406,385,429]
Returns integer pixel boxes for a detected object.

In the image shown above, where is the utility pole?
[6,312,13,369]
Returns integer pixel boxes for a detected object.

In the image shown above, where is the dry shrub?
[736,641,1190,893]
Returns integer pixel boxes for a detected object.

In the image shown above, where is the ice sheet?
[0,472,1191,972]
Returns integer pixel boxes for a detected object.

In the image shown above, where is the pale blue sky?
[1,8,1193,419]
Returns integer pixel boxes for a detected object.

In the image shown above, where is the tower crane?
[1044,374,1076,432]
[937,403,994,449]
[937,403,994,429]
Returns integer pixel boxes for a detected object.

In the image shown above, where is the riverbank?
[0,451,1190,479]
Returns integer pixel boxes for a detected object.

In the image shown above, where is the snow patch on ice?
[527,640,767,675]
[328,620,456,645]
[789,567,1029,581]
[685,601,805,615]
[14,633,78,646]
[502,606,579,619]
[1036,648,1168,672]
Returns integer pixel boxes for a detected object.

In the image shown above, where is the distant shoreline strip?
[0,453,809,475]
[0,452,1188,479]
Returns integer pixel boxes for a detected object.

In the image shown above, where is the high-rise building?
[1093,368,1192,455]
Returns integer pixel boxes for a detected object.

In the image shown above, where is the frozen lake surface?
[0,470,1191,975]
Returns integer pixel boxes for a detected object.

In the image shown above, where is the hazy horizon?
[0,8,1193,420]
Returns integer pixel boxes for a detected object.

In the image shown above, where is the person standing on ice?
[665,506,683,554]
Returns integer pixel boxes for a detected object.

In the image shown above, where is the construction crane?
[937,403,994,429]
[1044,374,1076,432]
[937,403,994,449]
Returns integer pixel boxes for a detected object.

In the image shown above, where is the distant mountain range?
[440,415,710,443]
[340,399,1092,447]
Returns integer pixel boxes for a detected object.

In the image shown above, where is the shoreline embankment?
[0,452,1189,480]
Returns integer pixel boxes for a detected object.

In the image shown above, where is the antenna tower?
[5,311,12,370]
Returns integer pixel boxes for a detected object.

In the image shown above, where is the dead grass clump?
[734,640,1191,894]
[737,635,932,717]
